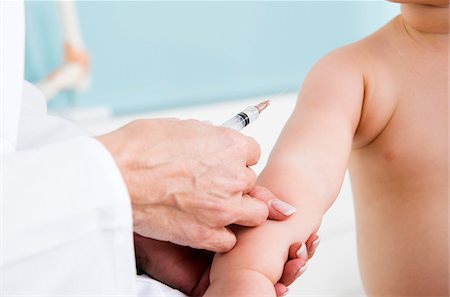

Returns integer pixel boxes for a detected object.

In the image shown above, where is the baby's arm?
[205,48,365,297]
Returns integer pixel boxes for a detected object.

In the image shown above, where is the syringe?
[221,100,270,131]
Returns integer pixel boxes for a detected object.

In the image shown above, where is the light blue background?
[25,1,399,115]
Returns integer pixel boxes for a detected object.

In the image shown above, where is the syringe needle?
[255,100,270,113]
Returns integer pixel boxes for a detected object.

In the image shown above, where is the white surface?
[76,94,365,296]
[136,275,187,297]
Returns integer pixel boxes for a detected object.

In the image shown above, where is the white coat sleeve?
[2,136,137,296]
[1,1,136,295]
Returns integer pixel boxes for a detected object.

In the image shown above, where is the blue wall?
[25,1,399,115]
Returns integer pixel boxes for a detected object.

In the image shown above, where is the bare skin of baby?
[204,1,449,296]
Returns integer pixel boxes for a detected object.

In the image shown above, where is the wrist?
[95,132,139,226]
[95,132,127,171]
[89,136,132,221]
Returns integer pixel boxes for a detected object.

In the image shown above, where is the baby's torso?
[348,17,448,296]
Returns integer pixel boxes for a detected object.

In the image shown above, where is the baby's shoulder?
[320,16,399,72]
[309,29,385,81]
[308,18,401,148]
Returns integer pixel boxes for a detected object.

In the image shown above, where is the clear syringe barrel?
[221,106,260,131]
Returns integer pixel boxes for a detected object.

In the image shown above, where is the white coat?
[1,2,189,295]
[1,1,136,295]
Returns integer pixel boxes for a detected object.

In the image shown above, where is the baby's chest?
[361,85,447,183]
[362,51,447,167]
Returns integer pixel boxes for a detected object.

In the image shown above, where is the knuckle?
[219,168,247,194]
[214,233,237,253]
[247,136,261,153]
[255,198,269,219]
[215,129,261,162]
[244,182,256,195]
[230,176,249,194]
[247,170,257,185]
[252,199,269,224]
[235,169,250,185]
[191,225,211,242]
[219,208,238,225]
[233,135,250,153]
[256,207,269,225]
[222,236,237,252]
[249,185,268,198]
[218,126,239,142]
[209,201,236,226]
[245,136,261,161]
[218,127,244,145]
[194,227,237,253]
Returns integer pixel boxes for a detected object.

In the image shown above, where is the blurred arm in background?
[36,0,90,100]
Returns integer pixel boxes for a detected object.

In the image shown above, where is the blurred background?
[25,0,399,117]
[25,1,400,296]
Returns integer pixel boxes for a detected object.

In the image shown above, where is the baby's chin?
[387,0,449,6]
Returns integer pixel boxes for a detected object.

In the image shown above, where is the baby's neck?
[401,3,449,34]
[400,3,448,48]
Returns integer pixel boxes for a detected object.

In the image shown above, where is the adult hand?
[135,186,317,297]
[274,233,320,296]
[134,234,320,297]
[134,234,213,297]
[97,119,296,252]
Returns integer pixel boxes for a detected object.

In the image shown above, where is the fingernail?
[296,261,308,277]
[270,200,297,216]
[312,236,320,250]
[296,243,308,260]
[281,287,289,296]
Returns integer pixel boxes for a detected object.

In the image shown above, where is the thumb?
[200,227,237,253]
[249,186,297,221]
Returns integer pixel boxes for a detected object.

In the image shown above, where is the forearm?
[208,164,334,296]
[207,174,325,296]
[259,158,341,215]
[207,217,322,297]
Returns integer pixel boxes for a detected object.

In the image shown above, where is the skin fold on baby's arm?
[204,48,365,297]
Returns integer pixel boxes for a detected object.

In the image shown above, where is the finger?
[199,227,237,253]
[288,242,308,261]
[288,242,302,260]
[307,234,320,259]
[242,167,258,194]
[275,283,288,297]
[233,194,269,226]
[279,258,308,286]
[249,186,297,220]
[306,233,318,252]
[243,136,261,166]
